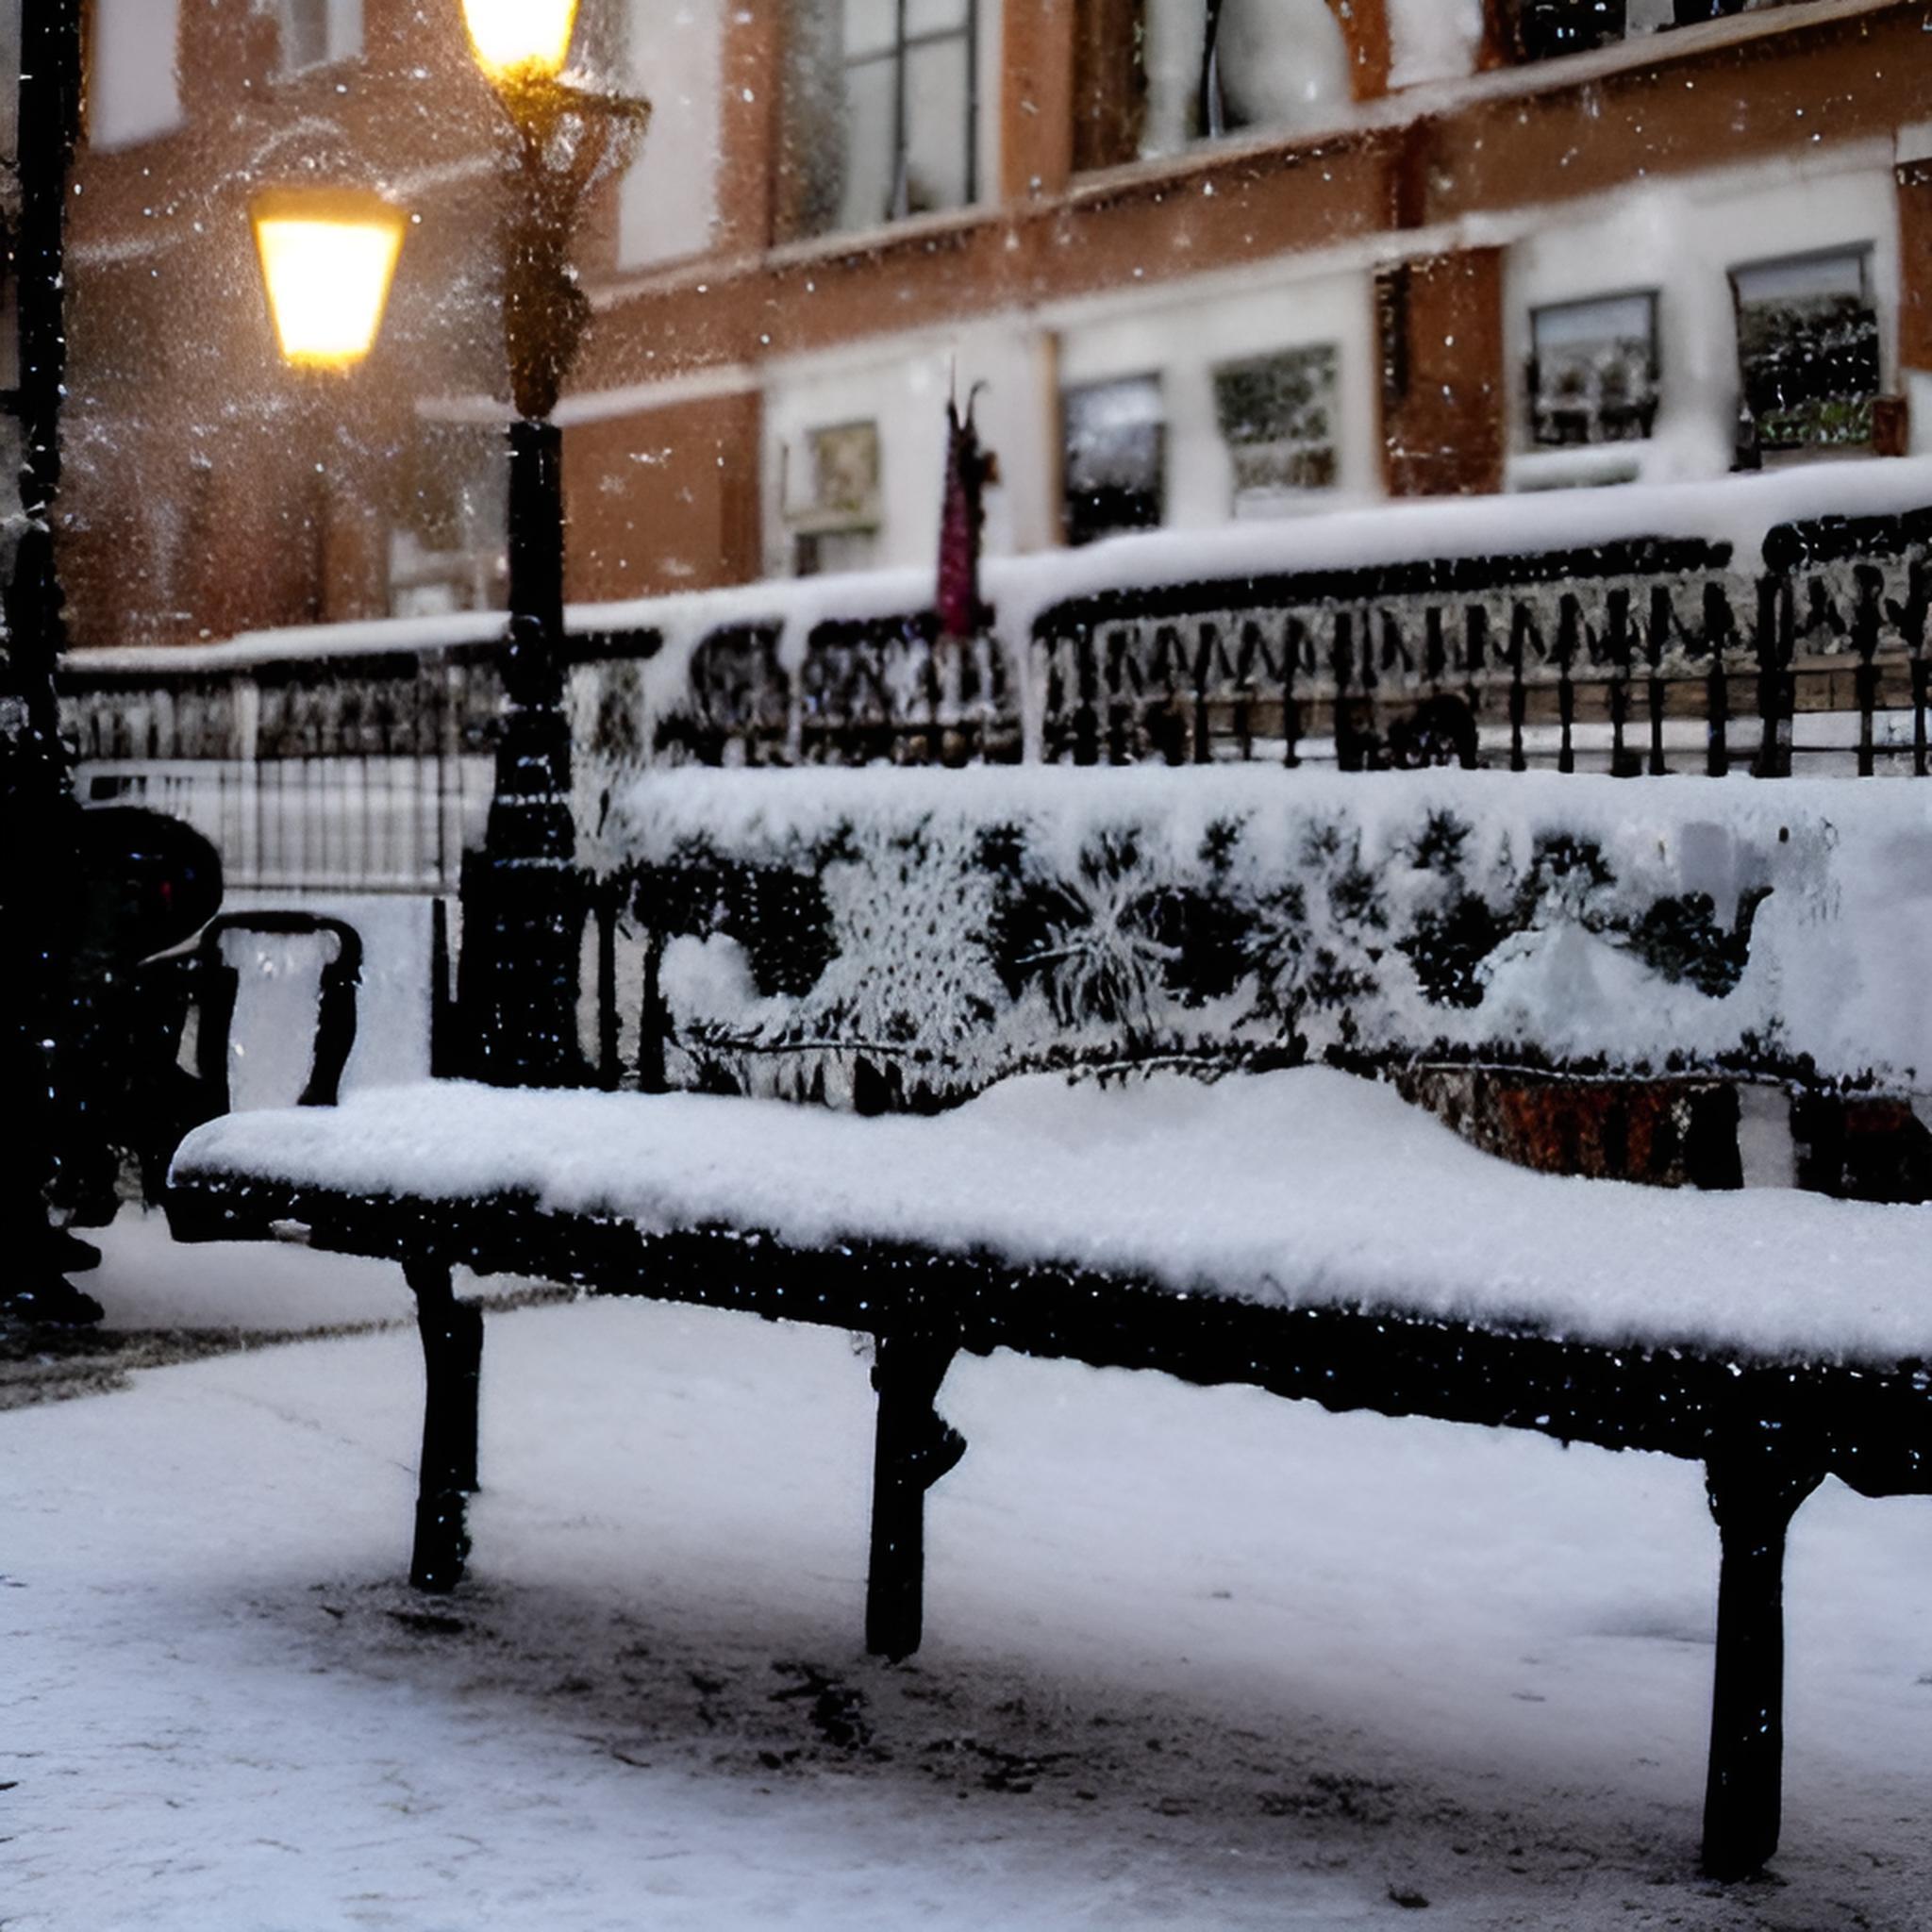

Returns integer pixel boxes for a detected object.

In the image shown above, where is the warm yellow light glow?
[461,0,580,89]
[251,190,408,372]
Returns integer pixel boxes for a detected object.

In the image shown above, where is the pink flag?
[936,383,996,643]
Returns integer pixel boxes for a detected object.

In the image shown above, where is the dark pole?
[458,67,646,1088]
[0,0,90,1316]
[8,0,80,744]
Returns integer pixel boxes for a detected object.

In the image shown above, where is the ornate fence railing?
[628,501,1932,779]
[1026,506,1932,778]
[58,631,658,892]
[53,481,1932,891]
[652,613,1020,770]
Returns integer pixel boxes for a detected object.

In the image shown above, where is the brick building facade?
[43,0,1932,649]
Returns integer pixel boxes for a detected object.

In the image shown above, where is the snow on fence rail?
[54,458,1932,891]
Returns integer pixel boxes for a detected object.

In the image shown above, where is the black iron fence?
[60,631,657,892]
[54,497,1932,892]
[1029,506,1932,777]
[63,645,503,892]
[654,614,1020,770]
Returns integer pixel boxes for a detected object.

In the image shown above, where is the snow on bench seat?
[173,1067,1932,1371]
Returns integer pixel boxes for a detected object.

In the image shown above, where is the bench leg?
[1701,1445,1824,1881]
[866,1328,964,1662]
[407,1259,482,1593]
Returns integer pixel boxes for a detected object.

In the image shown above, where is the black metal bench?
[164,765,1932,1883]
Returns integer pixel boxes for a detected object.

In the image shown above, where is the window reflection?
[1075,0,1351,166]
[794,0,982,237]
[1732,250,1882,459]
[1062,376,1165,545]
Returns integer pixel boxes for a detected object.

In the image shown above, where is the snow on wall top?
[66,455,1932,681]
[606,765,1932,1093]
[171,1064,1932,1367]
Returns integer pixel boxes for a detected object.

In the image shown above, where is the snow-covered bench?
[166,767,1932,1882]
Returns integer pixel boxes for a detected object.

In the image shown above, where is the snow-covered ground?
[6,1211,1932,1929]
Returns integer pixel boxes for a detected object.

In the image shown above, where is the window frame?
[1525,287,1662,451]
[1060,373,1168,548]
[1728,242,1883,458]
[782,418,884,578]
[841,0,981,227]
[1211,342,1342,508]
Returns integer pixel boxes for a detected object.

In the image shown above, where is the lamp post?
[0,0,93,1320]
[455,0,650,1087]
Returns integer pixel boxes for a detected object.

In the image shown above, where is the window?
[260,0,361,75]
[1510,0,1626,61]
[0,0,16,155]
[1062,377,1164,547]
[786,421,882,577]
[836,0,980,233]
[1504,0,1804,64]
[1732,249,1881,456]
[1528,292,1659,447]
[89,0,182,148]
[1079,0,1350,166]
[390,422,507,617]
[615,0,720,268]
[1213,345,1339,511]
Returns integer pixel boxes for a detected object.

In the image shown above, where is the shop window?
[1528,291,1659,447]
[1732,249,1881,456]
[787,421,882,577]
[1213,345,1339,511]
[1062,376,1165,547]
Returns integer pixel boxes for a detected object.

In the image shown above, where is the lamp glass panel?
[460,0,580,84]
[254,209,407,370]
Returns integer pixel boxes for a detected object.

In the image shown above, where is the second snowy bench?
[167,1057,1932,1885]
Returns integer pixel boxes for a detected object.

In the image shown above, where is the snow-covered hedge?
[606,766,1932,1107]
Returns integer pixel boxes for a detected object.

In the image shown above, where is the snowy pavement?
[6,1216,1932,1929]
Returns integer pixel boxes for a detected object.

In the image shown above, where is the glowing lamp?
[251,189,408,373]
[461,0,581,92]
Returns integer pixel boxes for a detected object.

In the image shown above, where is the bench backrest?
[603,770,1929,1153]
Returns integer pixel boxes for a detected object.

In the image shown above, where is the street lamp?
[455,0,649,1088]
[459,0,581,91]
[242,12,645,1087]
[250,189,408,373]
[250,183,407,644]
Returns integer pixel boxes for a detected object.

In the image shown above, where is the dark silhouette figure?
[3,807,222,1324]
